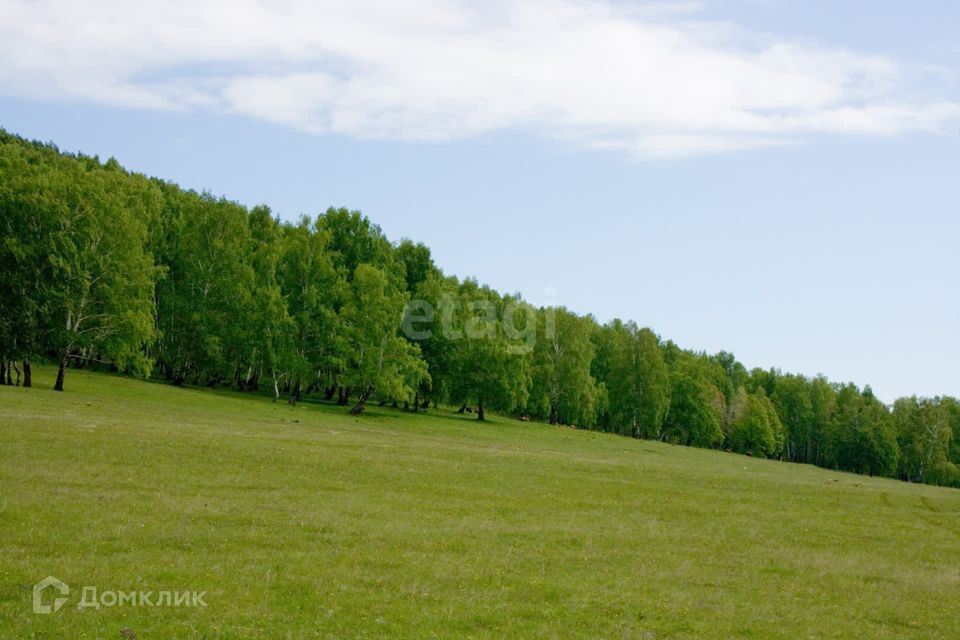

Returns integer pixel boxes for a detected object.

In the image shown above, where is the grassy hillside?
[1,368,958,639]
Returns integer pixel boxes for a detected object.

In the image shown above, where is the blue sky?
[1,0,958,401]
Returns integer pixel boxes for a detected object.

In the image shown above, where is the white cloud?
[0,0,956,157]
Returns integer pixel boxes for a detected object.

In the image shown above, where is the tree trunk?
[0,360,6,385]
[549,403,559,425]
[413,393,419,412]
[11,361,21,386]
[324,385,336,401]
[421,397,430,410]
[349,387,372,416]
[457,402,468,414]
[53,354,67,391]
[271,368,280,403]
[477,394,485,421]
[22,359,31,388]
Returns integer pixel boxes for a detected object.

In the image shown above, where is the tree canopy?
[2,129,957,489]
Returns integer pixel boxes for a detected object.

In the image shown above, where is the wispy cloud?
[1,0,956,157]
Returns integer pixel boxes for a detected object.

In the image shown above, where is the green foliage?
[529,307,599,426]
[728,392,784,458]
[444,281,531,420]
[402,272,458,405]
[0,141,53,366]
[592,320,670,438]
[318,207,401,285]
[942,397,960,487]
[244,206,295,394]
[771,374,818,463]
[663,355,725,448]
[277,215,345,391]
[2,128,959,488]
[0,135,159,389]
[395,239,438,293]
[341,263,427,411]
[151,186,255,384]
[893,397,956,485]
[824,385,898,477]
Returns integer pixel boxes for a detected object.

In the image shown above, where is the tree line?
[1,130,958,488]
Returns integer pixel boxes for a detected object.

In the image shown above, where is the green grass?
[1,367,958,639]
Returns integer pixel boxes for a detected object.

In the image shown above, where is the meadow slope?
[1,367,958,639]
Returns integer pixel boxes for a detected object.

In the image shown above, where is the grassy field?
[1,367,958,639]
